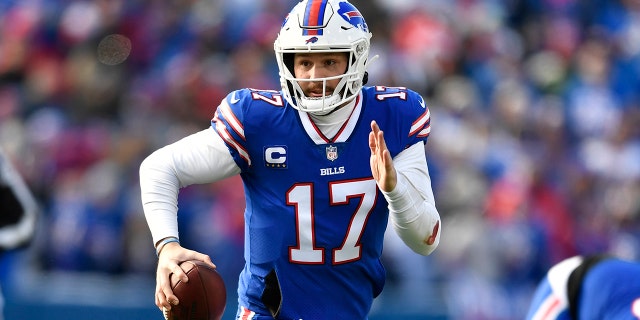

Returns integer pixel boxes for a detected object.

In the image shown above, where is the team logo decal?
[326,145,338,161]
[305,36,319,44]
[264,146,288,169]
[337,2,368,32]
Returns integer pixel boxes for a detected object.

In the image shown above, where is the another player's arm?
[0,148,38,250]
[139,127,240,310]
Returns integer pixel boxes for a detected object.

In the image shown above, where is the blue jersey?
[526,256,640,320]
[579,259,640,319]
[211,86,430,319]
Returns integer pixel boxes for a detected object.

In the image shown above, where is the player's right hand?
[155,243,216,312]
[369,120,397,193]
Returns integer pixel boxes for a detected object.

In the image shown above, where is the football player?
[140,0,442,319]
[526,255,640,320]
[0,148,38,252]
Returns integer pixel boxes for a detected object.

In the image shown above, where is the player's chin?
[304,89,335,98]
[306,94,331,99]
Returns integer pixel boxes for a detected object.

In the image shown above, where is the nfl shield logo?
[326,145,338,161]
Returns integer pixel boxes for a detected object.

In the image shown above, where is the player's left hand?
[369,120,397,192]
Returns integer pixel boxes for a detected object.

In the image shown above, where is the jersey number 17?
[287,178,377,265]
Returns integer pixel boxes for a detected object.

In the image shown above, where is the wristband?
[156,237,179,257]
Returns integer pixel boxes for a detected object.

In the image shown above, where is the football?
[164,260,227,320]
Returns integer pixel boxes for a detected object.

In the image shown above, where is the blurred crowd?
[0,0,639,319]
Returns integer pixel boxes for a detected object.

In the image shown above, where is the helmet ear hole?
[283,53,295,75]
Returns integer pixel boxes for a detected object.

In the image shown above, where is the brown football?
[164,260,226,320]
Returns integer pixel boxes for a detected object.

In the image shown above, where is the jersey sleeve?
[211,89,254,171]
[370,86,431,151]
[405,89,431,147]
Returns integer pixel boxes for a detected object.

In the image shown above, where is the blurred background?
[0,0,639,319]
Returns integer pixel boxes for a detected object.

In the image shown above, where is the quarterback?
[140,0,441,319]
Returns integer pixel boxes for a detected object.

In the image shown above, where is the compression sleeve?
[382,142,441,255]
[139,127,240,244]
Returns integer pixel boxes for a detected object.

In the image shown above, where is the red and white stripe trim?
[530,295,565,320]
[239,306,256,320]
[215,118,252,166]
[219,100,245,140]
[409,109,430,137]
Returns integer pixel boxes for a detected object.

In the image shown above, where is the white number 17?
[287,178,378,265]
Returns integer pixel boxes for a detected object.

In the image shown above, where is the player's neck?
[308,98,357,139]
[308,98,356,126]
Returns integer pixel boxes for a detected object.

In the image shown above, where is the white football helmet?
[274,0,373,114]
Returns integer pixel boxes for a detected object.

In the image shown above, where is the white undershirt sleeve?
[139,127,240,244]
[382,142,441,256]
